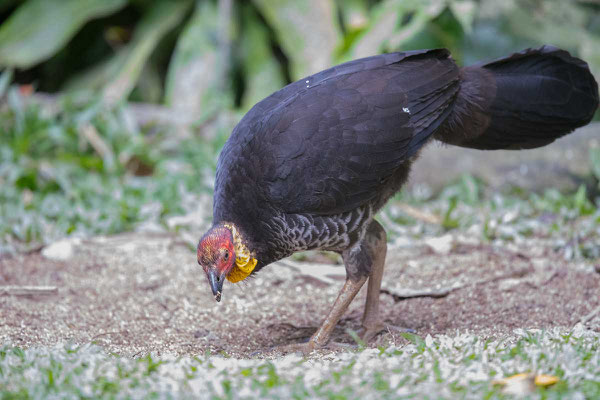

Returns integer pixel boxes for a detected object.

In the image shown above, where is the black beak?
[208,270,225,302]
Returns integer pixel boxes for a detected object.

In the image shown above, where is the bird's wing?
[244,50,460,215]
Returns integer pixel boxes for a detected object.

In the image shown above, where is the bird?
[196,45,599,353]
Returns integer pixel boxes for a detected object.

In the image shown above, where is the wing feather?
[217,49,460,218]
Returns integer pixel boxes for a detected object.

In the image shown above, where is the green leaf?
[240,3,286,110]
[66,0,191,104]
[0,0,127,68]
[400,332,422,346]
[342,0,404,60]
[385,0,447,51]
[102,0,192,104]
[343,0,446,60]
[164,0,226,115]
[574,185,593,216]
[449,0,476,34]
[252,0,341,79]
[0,0,20,13]
[459,174,480,204]
[442,196,459,229]
[0,68,13,98]
[401,332,426,352]
[589,147,600,183]
[346,329,367,349]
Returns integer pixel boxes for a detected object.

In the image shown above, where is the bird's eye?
[223,250,229,261]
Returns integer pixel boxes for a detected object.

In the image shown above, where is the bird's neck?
[222,222,258,283]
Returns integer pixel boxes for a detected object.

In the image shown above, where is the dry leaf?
[534,374,559,387]
[493,373,558,395]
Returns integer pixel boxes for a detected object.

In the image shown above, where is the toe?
[358,323,386,342]
[359,322,414,342]
[266,341,317,356]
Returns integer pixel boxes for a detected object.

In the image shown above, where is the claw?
[358,323,415,342]
[252,339,354,357]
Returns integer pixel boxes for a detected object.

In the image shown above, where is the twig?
[80,123,113,161]
[396,203,442,225]
[381,204,442,231]
[276,259,344,286]
[382,268,531,302]
[579,304,600,325]
[0,285,58,296]
[524,269,560,289]
[381,282,464,300]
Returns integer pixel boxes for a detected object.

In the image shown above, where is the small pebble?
[41,238,81,261]
[194,329,209,338]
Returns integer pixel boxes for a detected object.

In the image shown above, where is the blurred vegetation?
[0,0,599,110]
[0,0,599,253]
[0,90,230,253]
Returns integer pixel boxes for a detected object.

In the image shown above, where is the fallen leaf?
[424,234,454,254]
[493,373,559,395]
[534,374,559,387]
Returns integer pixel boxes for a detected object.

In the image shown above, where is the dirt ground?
[1,231,598,358]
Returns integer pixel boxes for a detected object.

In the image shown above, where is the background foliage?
[0,0,599,253]
[1,0,599,111]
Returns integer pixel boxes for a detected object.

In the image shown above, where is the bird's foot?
[253,338,353,357]
[269,341,315,356]
[276,339,355,355]
[358,322,414,343]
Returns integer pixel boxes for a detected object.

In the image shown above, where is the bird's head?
[197,222,257,302]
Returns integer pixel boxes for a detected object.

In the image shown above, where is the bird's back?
[214,49,460,228]
[210,45,597,269]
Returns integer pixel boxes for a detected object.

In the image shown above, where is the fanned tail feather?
[436,45,599,150]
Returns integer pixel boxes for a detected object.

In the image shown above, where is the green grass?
[1,328,599,399]
[384,173,600,263]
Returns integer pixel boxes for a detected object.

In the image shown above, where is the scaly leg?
[359,220,412,341]
[273,220,386,354]
[359,220,388,341]
[307,276,368,348]
[272,276,367,354]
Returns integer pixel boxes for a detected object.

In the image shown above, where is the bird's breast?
[261,205,374,259]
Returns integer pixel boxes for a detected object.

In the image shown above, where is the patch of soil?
[1,232,598,358]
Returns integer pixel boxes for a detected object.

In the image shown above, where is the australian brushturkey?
[197,46,599,352]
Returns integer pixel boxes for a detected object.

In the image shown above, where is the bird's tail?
[435,46,599,150]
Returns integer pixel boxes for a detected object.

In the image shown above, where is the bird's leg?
[307,275,368,348]
[271,220,387,354]
[269,276,367,355]
[358,220,412,341]
[305,219,389,350]
[358,220,388,341]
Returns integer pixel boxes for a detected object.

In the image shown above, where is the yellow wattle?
[223,222,257,283]
[226,255,257,283]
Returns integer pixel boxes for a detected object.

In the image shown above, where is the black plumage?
[199,46,598,351]
[215,50,459,260]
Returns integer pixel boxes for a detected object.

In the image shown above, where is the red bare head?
[197,223,235,302]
